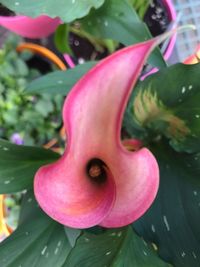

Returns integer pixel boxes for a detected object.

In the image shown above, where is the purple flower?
[10,133,24,145]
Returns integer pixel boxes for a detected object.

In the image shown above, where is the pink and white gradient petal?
[34,39,160,228]
[34,157,116,228]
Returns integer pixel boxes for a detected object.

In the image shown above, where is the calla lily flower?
[0,15,60,38]
[34,38,160,229]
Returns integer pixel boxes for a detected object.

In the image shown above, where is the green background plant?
[0,0,106,23]
[0,35,63,145]
[4,193,21,230]
[129,0,151,19]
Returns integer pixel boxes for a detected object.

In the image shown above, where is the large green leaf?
[0,191,72,267]
[81,0,166,68]
[54,24,73,54]
[0,139,59,193]
[133,139,200,267]
[125,63,200,153]
[65,226,171,266]
[1,0,105,23]
[64,227,81,247]
[26,61,96,95]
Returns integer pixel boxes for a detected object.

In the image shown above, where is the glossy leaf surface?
[134,140,200,267]
[0,192,72,267]
[65,226,171,267]
[54,24,73,54]
[0,139,59,193]
[1,0,105,23]
[27,61,96,95]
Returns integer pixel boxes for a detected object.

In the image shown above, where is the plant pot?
[140,0,176,79]
[162,0,176,60]
[144,0,176,61]
[0,4,60,39]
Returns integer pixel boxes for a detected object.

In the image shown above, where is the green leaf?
[65,226,171,266]
[26,61,96,95]
[81,0,166,68]
[0,139,59,193]
[133,139,200,267]
[1,0,105,23]
[126,63,200,153]
[54,24,73,54]
[0,191,72,267]
[129,0,150,20]
[35,98,54,117]
[14,58,29,77]
[64,227,81,247]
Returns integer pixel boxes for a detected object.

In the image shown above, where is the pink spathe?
[0,15,60,38]
[34,39,160,228]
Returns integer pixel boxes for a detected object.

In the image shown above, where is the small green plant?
[3,193,22,230]
[129,0,151,19]
[0,35,63,146]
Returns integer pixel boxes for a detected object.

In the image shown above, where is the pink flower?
[0,15,60,38]
[34,38,159,229]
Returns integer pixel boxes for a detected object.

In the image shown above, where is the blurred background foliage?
[0,35,63,146]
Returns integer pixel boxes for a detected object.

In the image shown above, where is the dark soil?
[142,0,171,74]
[69,0,171,63]
[144,0,170,37]
[24,36,63,74]
[0,4,15,16]
[69,32,108,64]
[26,55,52,74]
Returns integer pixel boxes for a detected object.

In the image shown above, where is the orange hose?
[16,43,67,71]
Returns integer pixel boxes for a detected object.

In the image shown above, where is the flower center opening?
[86,158,107,184]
